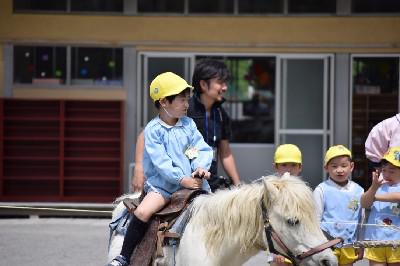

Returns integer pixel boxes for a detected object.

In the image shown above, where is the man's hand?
[131,164,145,192]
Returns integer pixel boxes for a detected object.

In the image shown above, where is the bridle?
[261,200,342,266]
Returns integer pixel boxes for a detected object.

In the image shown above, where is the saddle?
[123,189,207,266]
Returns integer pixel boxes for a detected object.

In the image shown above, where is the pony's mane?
[189,181,265,254]
[265,174,319,232]
[189,174,318,254]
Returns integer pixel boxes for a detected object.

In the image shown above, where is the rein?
[261,200,342,265]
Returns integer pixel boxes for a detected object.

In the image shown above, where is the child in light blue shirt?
[361,146,400,265]
[108,72,213,266]
[314,145,364,266]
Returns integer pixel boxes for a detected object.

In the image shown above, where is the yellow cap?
[324,145,352,166]
[382,146,400,168]
[274,144,302,164]
[149,72,193,102]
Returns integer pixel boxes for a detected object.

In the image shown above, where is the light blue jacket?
[143,116,213,198]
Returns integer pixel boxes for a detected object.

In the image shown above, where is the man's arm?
[131,130,145,192]
[219,139,241,186]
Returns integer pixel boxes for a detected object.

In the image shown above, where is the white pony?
[108,174,338,266]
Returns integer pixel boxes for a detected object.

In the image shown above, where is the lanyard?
[205,109,217,147]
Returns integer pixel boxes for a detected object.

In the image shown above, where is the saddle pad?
[129,218,159,266]
[156,189,207,216]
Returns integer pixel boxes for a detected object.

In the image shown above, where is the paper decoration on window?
[108,61,115,68]
[80,68,88,76]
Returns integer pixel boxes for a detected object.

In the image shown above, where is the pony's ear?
[263,179,280,204]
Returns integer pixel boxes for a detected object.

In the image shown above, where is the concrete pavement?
[0,217,369,266]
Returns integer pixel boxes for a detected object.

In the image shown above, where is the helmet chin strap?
[162,106,175,119]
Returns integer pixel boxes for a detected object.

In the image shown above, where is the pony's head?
[262,173,338,266]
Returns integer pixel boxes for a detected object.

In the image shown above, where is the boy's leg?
[121,192,168,257]
[134,191,169,222]
[119,214,148,260]
[369,262,387,266]
[109,192,168,266]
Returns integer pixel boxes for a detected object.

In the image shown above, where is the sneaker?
[107,255,128,266]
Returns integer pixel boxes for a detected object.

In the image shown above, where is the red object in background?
[0,99,124,203]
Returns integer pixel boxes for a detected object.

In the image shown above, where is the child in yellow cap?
[108,72,213,266]
[273,144,302,177]
[361,146,400,266]
[268,144,303,265]
[313,145,364,266]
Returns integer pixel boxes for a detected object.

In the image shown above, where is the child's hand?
[273,254,287,263]
[371,169,384,189]
[180,177,203,190]
[355,247,364,261]
[192,168,211,180]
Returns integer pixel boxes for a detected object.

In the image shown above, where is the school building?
[0,0,399,202]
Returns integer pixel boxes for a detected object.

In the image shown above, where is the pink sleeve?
[365,120,391,162]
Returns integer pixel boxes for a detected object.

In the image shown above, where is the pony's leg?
[152,246,175,266]
[108,233,124,263]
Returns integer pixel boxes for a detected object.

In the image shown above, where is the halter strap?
[261,199,343,265]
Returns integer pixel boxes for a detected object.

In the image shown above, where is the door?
[277,55,333,188]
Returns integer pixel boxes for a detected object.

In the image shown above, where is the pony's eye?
[287,218,299,226]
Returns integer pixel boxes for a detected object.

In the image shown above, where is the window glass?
[352,57,399,188]
[70,0,123,12]
[353,57,399,95]
[281,59,325,129]
[197,56,275,143]
[71,47,123,86]
[14,46,66,84]
[238,0,283,13]
[14,0,67,12]
[352,0,400,13]
[189,0,233,13]
[138,0,184,13]
[288,0,336,13]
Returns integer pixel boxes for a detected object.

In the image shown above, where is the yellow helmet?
[324,145,352,166]
[382,146,400,168]
[149,72,193,102]
[274,144,302,164]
